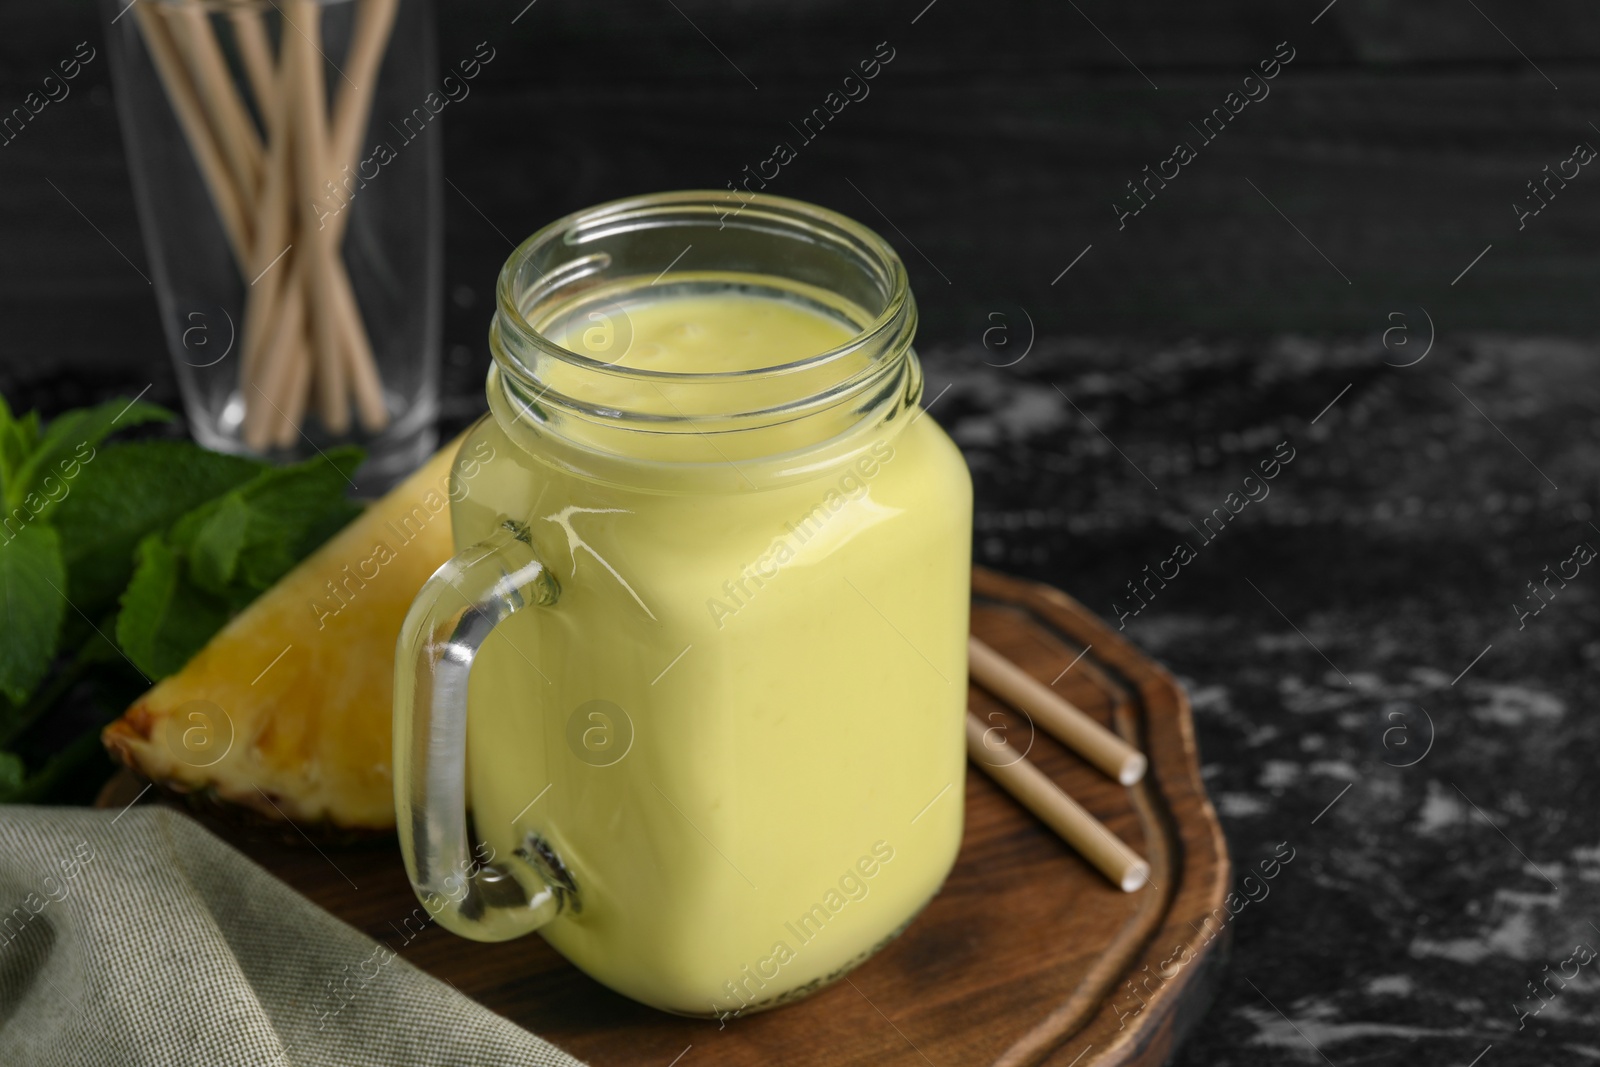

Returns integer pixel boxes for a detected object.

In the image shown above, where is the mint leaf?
[0,399,40,503]
[7,397,171,518]
[0,524,67,704]
[185,493,252,594]
[115,534,231,680]
[52,441,265,614]
[173,446,362,605]
[113,448,362,677]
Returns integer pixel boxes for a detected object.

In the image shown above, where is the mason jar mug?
[394,191,973,1016]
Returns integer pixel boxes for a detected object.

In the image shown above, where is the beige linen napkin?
[0,806,586,1066]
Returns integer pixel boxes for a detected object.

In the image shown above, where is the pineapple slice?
[104,436,470,832]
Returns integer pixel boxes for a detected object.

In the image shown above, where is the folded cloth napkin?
[0,806,586,1066]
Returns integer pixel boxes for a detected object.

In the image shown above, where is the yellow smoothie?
[450,275,971,1016]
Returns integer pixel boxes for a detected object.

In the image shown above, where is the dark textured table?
[940,334,1600,1065]
[5,0,1600,1063]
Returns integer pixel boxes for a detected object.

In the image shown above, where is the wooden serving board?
[109,567,1232,1066]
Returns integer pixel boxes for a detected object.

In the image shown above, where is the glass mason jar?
[394,191,973,1016]
[102,0,442,486]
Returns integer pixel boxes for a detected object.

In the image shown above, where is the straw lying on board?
[966,641,1152,893]
[969,635,1148,786]
[134,0,398,450]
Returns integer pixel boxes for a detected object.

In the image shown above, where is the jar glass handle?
[393,518,565,941]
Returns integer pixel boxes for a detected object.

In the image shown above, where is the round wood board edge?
[971,566,1232,1067]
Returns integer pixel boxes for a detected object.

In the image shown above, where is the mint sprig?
[115,445,363,678]
[0,394,169,521]
[0,393,365,802]
[52,440,267,615]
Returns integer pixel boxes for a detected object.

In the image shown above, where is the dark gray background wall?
[3,0,1597,396]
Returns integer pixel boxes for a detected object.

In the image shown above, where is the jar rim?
[491,189,913,387]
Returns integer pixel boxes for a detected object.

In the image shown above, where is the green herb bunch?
[0,393,362,803]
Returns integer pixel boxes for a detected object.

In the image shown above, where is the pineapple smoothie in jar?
[394,192,972,1017]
